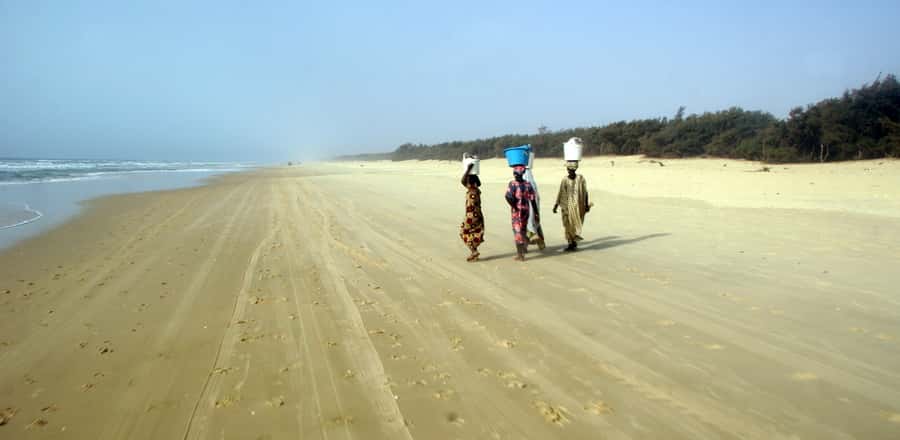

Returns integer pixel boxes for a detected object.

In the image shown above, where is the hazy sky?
[2,1,899,162]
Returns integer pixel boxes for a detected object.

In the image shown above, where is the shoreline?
[0,167,256,251]
[1,163,898,439]
[4,156,898,258]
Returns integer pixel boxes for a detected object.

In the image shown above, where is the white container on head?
[563,137,584,161]
[527,150,535,169]
[462,153,480,175]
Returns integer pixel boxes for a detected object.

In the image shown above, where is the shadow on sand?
[478,233,671,262]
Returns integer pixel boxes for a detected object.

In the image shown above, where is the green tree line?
[338,75,900,163]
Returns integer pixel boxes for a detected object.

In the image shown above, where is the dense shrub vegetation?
[338,75,900,163]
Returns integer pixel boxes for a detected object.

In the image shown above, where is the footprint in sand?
[432,389,456,400]
[506,380,528,389]
[704,344,725,351]
[446,412,465,425]
[450,336,463,351]
[874,333,894,342]
[0,407,19,426]
[532,400,570,426]
[96,340,115,354]
[585,401,614,415]
[214,396,240,408]
[496,339,517,349]
[656,320,676,327]
[25,418,49,429]
[495,371,528,389]
[886,412,900,423]
[239,333,266,343]
[265,396,286,408]
[791,372,819,382]
[328,415,354,427]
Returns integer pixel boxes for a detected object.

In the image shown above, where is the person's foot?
[537,238,546,250]
[575,235,584,242]
[466,252,480,262]
[564,243,577,252]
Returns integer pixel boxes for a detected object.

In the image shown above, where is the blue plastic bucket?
[504,145,531,167]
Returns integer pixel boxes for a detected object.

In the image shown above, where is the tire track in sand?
[99,180,259,439]
[180,189,278,440]
[290,180,413,440]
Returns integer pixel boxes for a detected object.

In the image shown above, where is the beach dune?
[1,157,900,439]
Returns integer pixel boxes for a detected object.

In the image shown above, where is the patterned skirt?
[510,207,530,245]
[460,191,484,250]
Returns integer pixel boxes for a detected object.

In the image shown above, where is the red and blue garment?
[505,167,536,245]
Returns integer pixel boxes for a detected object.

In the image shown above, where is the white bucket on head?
[564,137,584,161]
[462,154,480,175]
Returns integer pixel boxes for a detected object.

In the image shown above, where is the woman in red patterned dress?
[505,165,538,261]
[459,163,484,262]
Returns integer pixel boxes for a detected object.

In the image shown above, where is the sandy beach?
[2,156,900,439]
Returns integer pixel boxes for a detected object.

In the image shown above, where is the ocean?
[0,158,253,249]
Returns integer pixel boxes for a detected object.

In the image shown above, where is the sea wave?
[0,159,252,184]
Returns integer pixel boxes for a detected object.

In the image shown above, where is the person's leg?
[515,243,526,261]
[467,244,480,261]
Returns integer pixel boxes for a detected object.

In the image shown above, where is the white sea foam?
[0,159,253,185]
[0,204,43,230]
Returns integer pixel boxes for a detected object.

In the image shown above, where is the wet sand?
[1,157,899,439]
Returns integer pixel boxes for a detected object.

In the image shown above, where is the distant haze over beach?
[2,1,900,161]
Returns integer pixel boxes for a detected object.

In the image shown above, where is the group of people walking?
[459,138,591,262]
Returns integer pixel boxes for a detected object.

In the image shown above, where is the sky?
[2,1,899,162]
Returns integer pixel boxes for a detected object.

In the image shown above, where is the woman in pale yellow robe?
[553,161,590,251]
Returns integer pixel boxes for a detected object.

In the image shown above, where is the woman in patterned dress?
[459,163,484,262]
[505,165,538,261]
